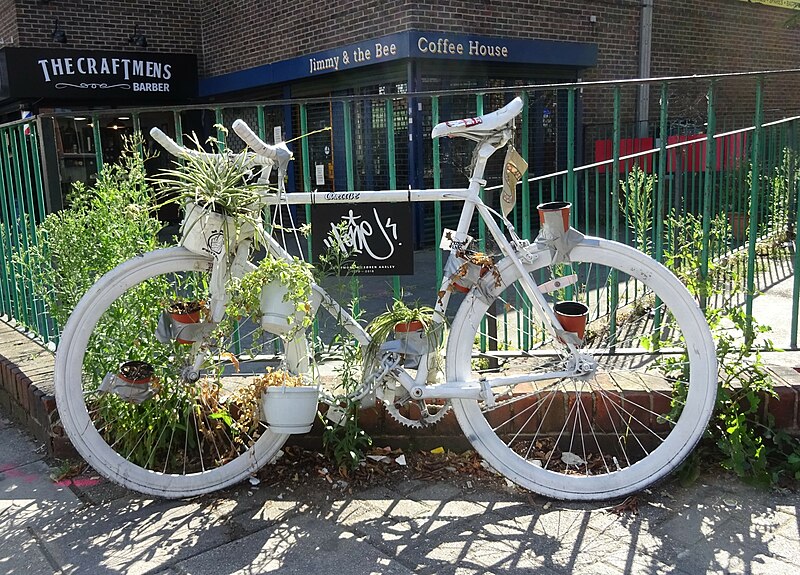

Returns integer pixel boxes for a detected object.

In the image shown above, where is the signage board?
[0,47,197,101]
[738,0,800,8]
[310,202,414,276]
[201,30,597,96]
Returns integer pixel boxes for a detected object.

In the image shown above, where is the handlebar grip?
[232,119,292,166]
[150,127,194,158]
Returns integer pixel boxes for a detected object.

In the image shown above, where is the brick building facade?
[0,0,798,231]
[0,1,796,106]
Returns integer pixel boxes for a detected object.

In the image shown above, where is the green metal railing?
[0,118,51,342]
[2,70,799,349]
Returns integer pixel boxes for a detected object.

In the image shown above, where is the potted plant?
[166,300,204,344]
[227,255,314,337]
[153,129,267,257]
[446,249,500,293]
[724,162,753,242]
[258,369,319,434]
[365,299,441,370]
[98,360,156,404]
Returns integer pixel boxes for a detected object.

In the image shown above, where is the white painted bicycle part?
[54,247,298,498]
[447,237,716,501]
[432,97,524,140]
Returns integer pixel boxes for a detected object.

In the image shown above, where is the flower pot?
[261,386,319,434]
[554,301,589,341]
[537,201,571,234]
[167,301,203,344]
[385,321,442,369]
[259,280,306,335]
[445,252,493,293]
[118,360,155,384]
[728,211,749,242]
[180,202,238,258]
[98,360,156,404]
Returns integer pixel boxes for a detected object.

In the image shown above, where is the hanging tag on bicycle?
[502,145,528,218]
[439,228,473,252]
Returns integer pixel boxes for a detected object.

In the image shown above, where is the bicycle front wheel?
[447,237,716,500]
[54,247,291,498]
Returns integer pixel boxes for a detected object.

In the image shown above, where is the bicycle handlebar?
[149,126,285,170]
[231,119,293,168]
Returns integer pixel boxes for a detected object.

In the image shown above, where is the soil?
[119,360,155,382]
[168,300,203,315]
[256,445,513,494]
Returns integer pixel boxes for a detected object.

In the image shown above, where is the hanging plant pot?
[98,360,156,404]
[261,385,319,434]
[166,300,204,344]
[259,280,307,335]
[180,202,238,258]
[445,251,496,293]
[554,301,589,341]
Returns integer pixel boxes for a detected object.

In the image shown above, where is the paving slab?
[171,514,415,575]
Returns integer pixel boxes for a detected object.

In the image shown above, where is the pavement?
[3,247,800,574]
[2,410,799,575]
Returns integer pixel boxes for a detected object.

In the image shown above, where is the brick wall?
[11,0,201,54]
[0,0,18,44]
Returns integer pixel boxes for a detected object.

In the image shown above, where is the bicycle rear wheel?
[54,247,294,498]
[447,237,716,500]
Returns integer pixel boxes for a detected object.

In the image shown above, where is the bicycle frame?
[240,134,586,404]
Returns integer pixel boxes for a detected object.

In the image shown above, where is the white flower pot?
[261,386,319,434]
[259,280,306,335]
[180,202,238,258]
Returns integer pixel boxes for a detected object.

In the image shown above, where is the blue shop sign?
[200,30,596,96]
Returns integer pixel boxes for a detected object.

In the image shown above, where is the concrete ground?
[2,410,799,575]
[3,246,800,574]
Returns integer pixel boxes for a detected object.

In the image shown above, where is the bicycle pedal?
[538,274,578,294]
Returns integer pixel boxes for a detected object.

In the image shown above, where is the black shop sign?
[311,202,414,276]
[0,47,197,101]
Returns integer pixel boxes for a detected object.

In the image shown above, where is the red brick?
[621,390,652,432]
[593,389,623,434]
[766,385,798,430]
[536,390,566,435]
[650,390,674,433]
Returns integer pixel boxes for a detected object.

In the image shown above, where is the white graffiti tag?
[323,208,399,260]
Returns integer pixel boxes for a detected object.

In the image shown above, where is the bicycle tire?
[447,237,716,500]
[54,247,291,498]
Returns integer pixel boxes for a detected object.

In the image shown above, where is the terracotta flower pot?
[554,301,589,340]
[167,301,203,344]
[118,360,155,384]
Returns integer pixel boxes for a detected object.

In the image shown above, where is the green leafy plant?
[365,298,437,357]
[24,134,163,330]
[227,254,314,340]
[619,166,656,256]
[659,209,800,486]
[153,127,266,248]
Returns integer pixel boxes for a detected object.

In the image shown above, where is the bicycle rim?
[54,247,291,498]
[447,238,716,500]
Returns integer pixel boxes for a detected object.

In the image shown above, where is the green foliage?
[322,325,372,473]
[153,128,266,248]
[227,254,314,340]
[619,166,656,256]
[659,210,800,486]
[365,298,437,365]
[316,224,372,472]
[24,134,163,330]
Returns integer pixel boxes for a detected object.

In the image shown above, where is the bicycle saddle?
[431,97,523,140]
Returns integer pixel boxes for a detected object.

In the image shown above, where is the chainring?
[379,385,452,429]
